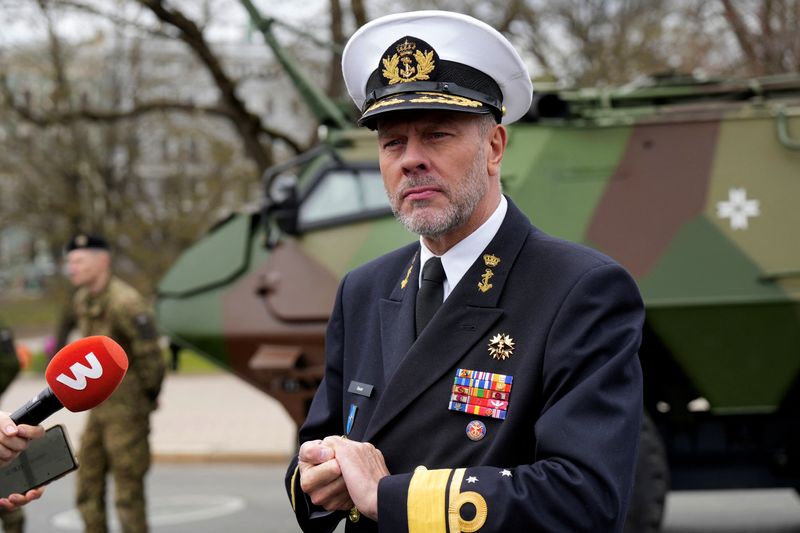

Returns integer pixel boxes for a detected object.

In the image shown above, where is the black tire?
[624,412,669,533]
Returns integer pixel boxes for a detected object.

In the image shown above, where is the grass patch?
[169,348,223,374]
[0,294,63,338]
[22,347,222,376]
[4,293,223,376]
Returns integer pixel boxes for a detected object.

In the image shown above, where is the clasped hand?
[297,436,389,521]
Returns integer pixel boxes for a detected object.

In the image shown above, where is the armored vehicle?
[155,7,800,530]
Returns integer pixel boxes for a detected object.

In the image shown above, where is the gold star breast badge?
[488,333,515,360]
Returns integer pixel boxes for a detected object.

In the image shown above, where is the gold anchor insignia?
[477,269,494,293]
[76,235,88,247]
[488,333,515,360]
[400,251,418,289]
[483,254,501,267]
[382,39,435,85]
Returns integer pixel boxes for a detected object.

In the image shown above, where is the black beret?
[65,234,110,253]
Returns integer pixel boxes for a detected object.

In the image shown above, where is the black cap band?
[364,80,502,117]
[358,35,504,127]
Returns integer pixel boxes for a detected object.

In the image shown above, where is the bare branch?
[47,0,173,39]
[350,0,367,28]
[137,0,276,172]
[1,83,303,153]
[496,0,525,33]
[327,0,345,98]
[720,0,763,75]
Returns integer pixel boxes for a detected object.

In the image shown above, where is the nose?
[400,136,429,175]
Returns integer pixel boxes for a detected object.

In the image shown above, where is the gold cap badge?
[488,333,515,361]
[381,36,437,85]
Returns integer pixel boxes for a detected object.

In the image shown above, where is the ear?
[486,124,507,178]
[98,251,112,269]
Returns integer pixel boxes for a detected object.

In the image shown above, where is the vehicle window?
[298,168,388,226]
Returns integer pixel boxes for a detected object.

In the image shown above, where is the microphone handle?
[10,388,63,425]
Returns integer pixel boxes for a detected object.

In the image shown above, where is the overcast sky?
[0,0,340,47]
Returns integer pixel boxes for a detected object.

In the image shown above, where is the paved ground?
[1,372,298,462]
[2,372,800,532]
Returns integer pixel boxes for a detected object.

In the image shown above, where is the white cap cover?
[342,10,533,127]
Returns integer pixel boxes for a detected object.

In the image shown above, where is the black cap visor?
[359,91,496,128]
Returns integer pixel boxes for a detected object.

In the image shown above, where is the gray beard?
[389,151,488,238]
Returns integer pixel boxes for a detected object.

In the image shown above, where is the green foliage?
[22,347,220,375]
[166,348,222,374]
[0,294,61,338]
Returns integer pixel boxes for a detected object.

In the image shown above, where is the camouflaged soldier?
[0,325,24,533]
[64,235,165,533]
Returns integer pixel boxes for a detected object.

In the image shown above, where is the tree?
[0,0,305,291]
[719,0,800,76]
[1,0,797,294]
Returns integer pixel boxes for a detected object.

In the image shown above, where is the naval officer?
[285,10,644,532]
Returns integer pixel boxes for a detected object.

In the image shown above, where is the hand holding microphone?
[0,335,128,467]
[10,335,128,426]
[0,336,128,507]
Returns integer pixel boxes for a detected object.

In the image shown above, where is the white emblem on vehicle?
[717,188,760,230]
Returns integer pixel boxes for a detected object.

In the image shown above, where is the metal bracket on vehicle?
[776,107,800,150]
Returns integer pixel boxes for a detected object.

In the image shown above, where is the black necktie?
[415,257,446,337]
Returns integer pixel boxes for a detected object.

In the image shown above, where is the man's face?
[65,249,109,288]
[377,111,498,238]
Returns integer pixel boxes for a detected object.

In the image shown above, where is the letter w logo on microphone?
[56,353,104,390]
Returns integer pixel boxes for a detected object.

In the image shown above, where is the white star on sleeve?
[500,469,512,477]
[466,476,479,483]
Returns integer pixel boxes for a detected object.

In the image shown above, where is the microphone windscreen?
[45,336,128,412]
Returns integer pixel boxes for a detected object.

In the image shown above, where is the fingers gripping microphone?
[10,336,128,425]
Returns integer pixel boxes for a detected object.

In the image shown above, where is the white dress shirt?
[419,195,508,301]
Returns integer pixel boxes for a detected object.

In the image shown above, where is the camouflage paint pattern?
[155,78,800,433]
[72,276,165,532]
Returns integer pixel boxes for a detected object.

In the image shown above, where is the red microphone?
[10,336,128,425]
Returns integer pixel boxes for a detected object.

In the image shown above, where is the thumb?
[318,446,333,462]
[2,420,18,437]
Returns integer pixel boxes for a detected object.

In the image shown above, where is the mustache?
[396,176,447,196]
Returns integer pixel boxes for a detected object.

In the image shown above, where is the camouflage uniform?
[72,277,165,533]
[0,324,24,533]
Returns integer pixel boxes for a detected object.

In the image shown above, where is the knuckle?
[299,475,314,493]
[300,478,315,493]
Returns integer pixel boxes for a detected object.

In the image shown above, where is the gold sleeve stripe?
[408,467,453,533]
[447,468,466,533]
[448,469,488,533]
[290,465,299,511]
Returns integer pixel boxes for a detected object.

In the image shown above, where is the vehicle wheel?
[624,412,669,533]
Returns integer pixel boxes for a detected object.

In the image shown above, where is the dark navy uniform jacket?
[286,198,644,532]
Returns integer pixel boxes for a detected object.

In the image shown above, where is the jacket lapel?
[379,249,420,383]
[364,199,532,441]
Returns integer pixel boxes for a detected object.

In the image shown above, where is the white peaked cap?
[342,10,534,127]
